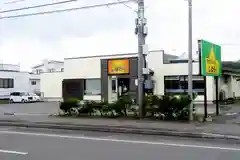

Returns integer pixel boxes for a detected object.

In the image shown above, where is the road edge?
[0,121,240,141]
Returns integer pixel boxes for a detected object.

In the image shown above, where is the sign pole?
[204,76,208,120]
[215,76,219,116]
[199,39,222,120]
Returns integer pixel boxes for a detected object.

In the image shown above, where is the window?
[36,69,43,74]
[10,92,20,96]
[84,79,101,95]
[48,69,55,72]
[31,81,36,85]
[164,75,204,95]
[0,78,14,88]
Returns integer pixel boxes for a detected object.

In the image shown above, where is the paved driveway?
[0,102,59,116]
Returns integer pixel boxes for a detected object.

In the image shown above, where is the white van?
[9,92,33,103]
[29,93,41,102]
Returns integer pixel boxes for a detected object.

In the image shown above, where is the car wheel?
[21,99,25,103]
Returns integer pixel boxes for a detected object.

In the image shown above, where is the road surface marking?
[0,130,239,151]
[4,113,51,116]
[225,113,238,116]
[0,149,28,155]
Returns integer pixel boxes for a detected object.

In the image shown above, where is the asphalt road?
[0,127,239,160]
[0,102,59,116]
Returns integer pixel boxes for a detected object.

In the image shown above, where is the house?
[32,59,64,74]
[40,50,240,103]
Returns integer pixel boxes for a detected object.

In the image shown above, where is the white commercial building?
[40,50,240,103]
[0,59,64,99]
[0,63,38,99]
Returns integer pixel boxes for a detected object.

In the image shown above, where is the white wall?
[28,74,40,93]
[40,72,63,101]
[219,75,240,99]
[32,61,64,74]
[0,64,20,71]
[29,79,40,93]
[64,57,101,79]
[0,71,33,99]
[146,50,215,102]
[64,54,137,79]
[232,76,240,98]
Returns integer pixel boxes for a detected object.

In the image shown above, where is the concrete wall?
[40,72,63,101]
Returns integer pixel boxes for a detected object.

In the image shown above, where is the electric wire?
[0,0,136,19]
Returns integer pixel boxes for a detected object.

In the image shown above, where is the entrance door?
[111,77,118,102]
[118,78,130,97]
[109,77,130,102]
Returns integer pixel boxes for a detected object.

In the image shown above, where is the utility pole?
[187,0,193,121]
[136,0,146,119]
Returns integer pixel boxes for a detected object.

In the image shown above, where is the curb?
[0,121,240,141]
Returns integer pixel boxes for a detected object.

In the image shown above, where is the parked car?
[9,92,33,103]
[29,93,41,102]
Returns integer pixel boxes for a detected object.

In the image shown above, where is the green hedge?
[60,94,194,121]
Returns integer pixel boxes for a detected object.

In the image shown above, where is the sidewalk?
[1,115,240,141]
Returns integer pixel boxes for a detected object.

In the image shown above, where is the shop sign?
[108,59,129,74]
[199,40,222,76]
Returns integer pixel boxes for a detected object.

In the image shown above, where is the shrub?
[142,94,192,120]
[60,98,80,114]
[144,94,160,117]
[59,94,194,121]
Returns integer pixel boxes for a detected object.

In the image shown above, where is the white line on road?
[0,149,28,155]
[0,130,239,151]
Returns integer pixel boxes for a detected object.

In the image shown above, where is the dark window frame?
[83,78,101,96]
[0,78,14,88]
[31,80,36,85]
[164,75,204,95]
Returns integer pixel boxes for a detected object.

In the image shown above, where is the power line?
[0,0,136,19]
[3,0,26,5]
[0,0,80,14]
[116,0,135,11]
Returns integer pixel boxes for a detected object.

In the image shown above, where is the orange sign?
[108,59,129,74]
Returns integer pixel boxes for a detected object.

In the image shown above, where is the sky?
[0,0,240,71]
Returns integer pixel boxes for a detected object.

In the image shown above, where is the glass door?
[111,77,118,102]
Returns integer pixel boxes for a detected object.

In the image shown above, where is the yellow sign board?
[108,59,129,74]
[205,47,219,74]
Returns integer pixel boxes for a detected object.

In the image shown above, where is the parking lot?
[0,102,59,116]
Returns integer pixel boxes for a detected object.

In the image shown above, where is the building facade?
[32,59,64,75]
[0,63,40,99]
[0,59,64,99]
[40,50,240,102]
[41,50,233,103]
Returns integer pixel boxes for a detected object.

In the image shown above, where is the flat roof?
[32,60,64,69]
[223,61,240,74]
[64,50,164,60]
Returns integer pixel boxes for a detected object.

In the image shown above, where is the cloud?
[0,0,240,71]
